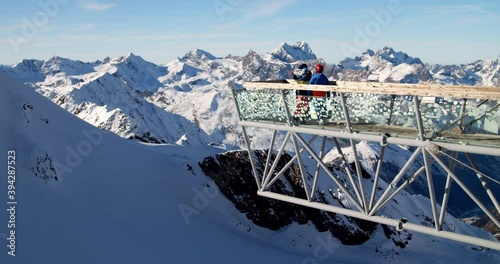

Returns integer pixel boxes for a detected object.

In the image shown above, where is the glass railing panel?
[461,99,500,135]
[292,93,344,123]
[234,89,288,123]
[234,87,500,148]
[418,97,464,134]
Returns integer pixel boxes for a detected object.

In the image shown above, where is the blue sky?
[0,0,499,65]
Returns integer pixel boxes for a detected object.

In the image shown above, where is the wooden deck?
[244,81,500,100]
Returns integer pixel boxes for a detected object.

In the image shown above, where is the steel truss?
[232,84,500,251]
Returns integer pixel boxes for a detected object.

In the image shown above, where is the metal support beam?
[338,93,368,210]
[349,137,370,213]
[261,132,291,189]
[262,136,318,191]
[310,136,327,200]
[241,126,262,190]
[414,96,426,141]
[369,137,388,211]
[369,148,422,216]
[258,190,500,251]
[280,89,294,126]
[422,149,441,231]
[438,152,457,229]
[238,121,500,156]
[293,133,364,212]
[374,166,426,213]
[465,153,500,226]
[263,135,319,191]
[332,137,365,212]
[427,151,500,229]
[290,133,312,201]
[263,130,277,183]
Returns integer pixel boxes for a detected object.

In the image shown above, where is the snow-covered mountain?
[182,48,219,62]
[3,43,497,147]
[265,41,318,62]
[1,73,499,263]
[333,47,432,83]
[2,42,500,146]
[100,53,168,92]
[430,55,500,86]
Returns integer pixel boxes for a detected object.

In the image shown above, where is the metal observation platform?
[231,80,500,250]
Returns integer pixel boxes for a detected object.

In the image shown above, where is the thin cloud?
[414,4,494,17]
[136,33,241,40]
[272,17,319,24]
[63,34,118,42]
[212,0,299,32]
[59,33,241,42]
[78,0,117,11]
[0,23,22,33]
[75,23,96,31]
[462,5,493,15]
[0,38,15,44]
[253,0,298,17]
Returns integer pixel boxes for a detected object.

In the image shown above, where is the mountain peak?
[124,52,146,62]
[126,52,138,58]
[13,59,44,69]
[364,49,375,56]
[246,49,260,57]
[48,55,65,61]
[182,48,217,61]
[269,41,317,62]
[110,52,145,64]
[374,47,422,65]
[380,46,395,52]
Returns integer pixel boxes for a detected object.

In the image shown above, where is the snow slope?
[0,73,311,263]
[1,74,499,263]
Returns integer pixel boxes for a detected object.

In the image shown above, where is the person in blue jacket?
[309,64,329,85]
[309,64,331,124]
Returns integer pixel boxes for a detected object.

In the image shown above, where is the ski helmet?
[315,64,324,73]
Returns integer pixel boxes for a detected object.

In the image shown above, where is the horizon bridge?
[230,79,500,251]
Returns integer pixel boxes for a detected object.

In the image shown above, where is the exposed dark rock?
[31,152,59,183]
[382,224,412,249]
[471,209,500,241]
[198,149,378,245]
[126,132,165,144]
